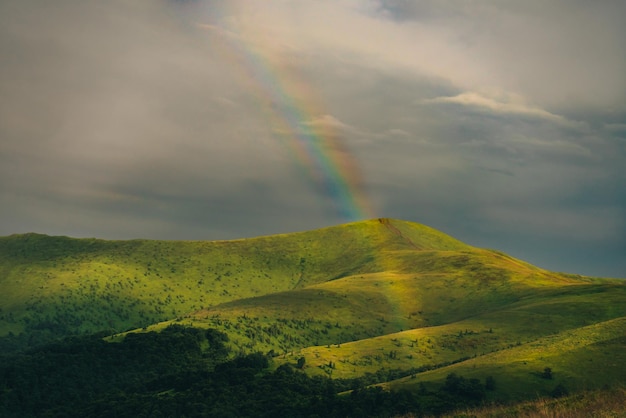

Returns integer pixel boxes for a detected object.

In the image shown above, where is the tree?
[551,383,568,398]
[485,375,496,391]
[541,367,553,379]
[296,356,306,369]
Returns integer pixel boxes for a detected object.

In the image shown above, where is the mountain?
[1,218,625,406]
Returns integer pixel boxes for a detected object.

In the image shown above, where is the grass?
[0,219,473,338]
[1,218,626,407]
[385,316,626,401]
[442,386,626,417]
[0,219,407,336]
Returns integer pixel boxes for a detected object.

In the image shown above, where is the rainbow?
[199,22,374,222]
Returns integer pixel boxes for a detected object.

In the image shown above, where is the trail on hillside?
[378,218,420,250]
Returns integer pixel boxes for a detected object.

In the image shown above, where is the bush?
[551,383,568,398]
[541,367,553,379]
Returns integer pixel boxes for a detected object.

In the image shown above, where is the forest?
[0,325,491,417]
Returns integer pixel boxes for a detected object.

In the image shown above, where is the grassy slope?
[0,218,465,337]
[170,264,624,387]
[1,218,626,402]
[385,316,626,402]
[119,221,626,401]
[443,386,626,417]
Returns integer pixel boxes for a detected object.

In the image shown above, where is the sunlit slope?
[384,315,626,401]
[262,282,626,378]
[143,244,622,363]
[0,218,468,338]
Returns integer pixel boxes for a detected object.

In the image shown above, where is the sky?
[1,0,625,278]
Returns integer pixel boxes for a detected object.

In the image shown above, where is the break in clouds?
[0,0,625,277]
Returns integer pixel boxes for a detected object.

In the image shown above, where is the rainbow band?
[202,23,374,222]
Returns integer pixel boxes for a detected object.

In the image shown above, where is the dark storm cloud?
[1,0,624,277]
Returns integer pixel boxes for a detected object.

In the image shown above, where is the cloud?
[0,0,624,277]
[605,123,626,139]
[217,0,626,112]
[423,92,568,123]
[302,115,351,130]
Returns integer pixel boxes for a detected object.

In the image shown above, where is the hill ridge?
[1,218,625,403]
[0,218,470,338]
[0,218,467,250]
[378,218,420,249]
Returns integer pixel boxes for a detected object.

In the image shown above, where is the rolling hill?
[0,218,468,340]
[1,217,625,406]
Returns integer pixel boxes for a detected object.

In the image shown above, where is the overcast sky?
[1,0,625,278]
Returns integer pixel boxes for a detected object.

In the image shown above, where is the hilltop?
[1,218,625,409]
[0,218,467,341]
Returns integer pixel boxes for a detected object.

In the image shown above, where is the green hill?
[0,218,466,341]
[1,217,625,405]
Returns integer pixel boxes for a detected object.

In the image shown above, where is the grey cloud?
[423,92,578,127]
[0,1,290,218]
[374,0,626,110]
[1,0,625,278]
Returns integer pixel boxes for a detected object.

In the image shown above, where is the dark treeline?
[0,325,489,417]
